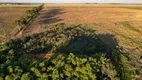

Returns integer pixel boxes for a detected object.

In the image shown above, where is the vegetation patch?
[12,4,43,36]
[0,24,134,80]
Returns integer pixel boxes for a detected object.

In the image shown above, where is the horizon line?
[0,2,142,5]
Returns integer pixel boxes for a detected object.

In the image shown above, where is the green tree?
[21,73,34,80]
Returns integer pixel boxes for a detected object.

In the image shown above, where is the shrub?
[21,73,34,80]
[0,43,9,50]
[0,24,133,80]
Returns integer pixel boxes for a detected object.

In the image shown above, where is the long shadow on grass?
[96,34,118,49]
[38,8,65,24]
[55,25,118,56]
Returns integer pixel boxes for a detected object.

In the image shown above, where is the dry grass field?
[0,4,142,79]
[0,5,38,41]
[23,4,142,69]
[1,4,141,59]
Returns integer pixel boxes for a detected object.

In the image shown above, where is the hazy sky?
[0,0,142,3]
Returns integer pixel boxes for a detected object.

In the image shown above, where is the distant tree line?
[13,4,43,31]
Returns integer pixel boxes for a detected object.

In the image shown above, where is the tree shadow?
[55,25,119,56]
[37,8,65,24]
[96,34,118,49]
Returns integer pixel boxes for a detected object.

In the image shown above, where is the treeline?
[0,24,134,80]
[13,4,43,31]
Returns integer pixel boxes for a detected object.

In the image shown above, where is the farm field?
[0,4,142,79]
[0,5,38,41]
[26,4,142,63]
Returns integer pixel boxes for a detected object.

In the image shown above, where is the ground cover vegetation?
[0,24,135,80]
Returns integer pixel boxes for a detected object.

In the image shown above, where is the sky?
[0,0,142,4]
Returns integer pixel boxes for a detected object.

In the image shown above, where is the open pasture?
[0,4,142,79]
[24,4,142,68]
[0,5,38,41]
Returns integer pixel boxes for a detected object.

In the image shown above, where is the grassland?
[0,5,38,42]
[26,4,142,60]
[0,4,142,79]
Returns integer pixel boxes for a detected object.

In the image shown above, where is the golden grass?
[28,4,142,65]
[0,5,38,41]
[44,4,142,8]
[0,4,39,8]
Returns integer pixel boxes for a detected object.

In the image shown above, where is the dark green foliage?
[19,17,27,25]
[110,50,133,80]
[140,56,142,59]
[0,53,118,80]
[0,24,133,80]
[0,43,9,50]
[13,4,43,27]
[21,73,34,80]
[21,35,31,43]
